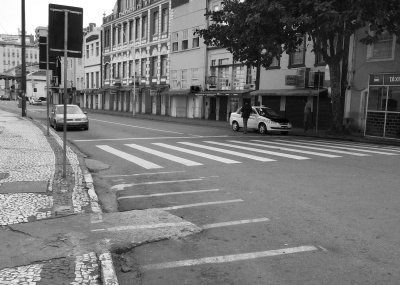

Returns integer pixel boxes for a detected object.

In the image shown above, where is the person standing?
[241,101,252,134]
[303,98,312,132]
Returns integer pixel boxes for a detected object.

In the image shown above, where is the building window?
[86,73,89,88]
[218,66,230,90]
[86,45,89,58]
[152,11,159,35]
[95,72,99,88]
[218,58,230,65]
[129,60,133,77]
[172,32,178,51]
[181,69,188,89]
[191,68,200,86]
[141,58,146,76]
[289,38,306,67]
[160,55,167,76]
[123,23,127,43]
[135,18,141,40]
[367,31,396,61]
[192,28,199,48]
[171,70,179,88]
[314,51,324,66]
[268,57,280,69]
[123,61,127,78]
[117,62,121,78]
[96,42,99,56]
[135,60,140,77]
[142,16,148,39]
[233,65,246,89]
[129,21,134,41]
[182,30,188,50]
[161,8,168,33]
[150,57,158,77]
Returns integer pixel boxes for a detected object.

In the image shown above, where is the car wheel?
[281,131,289,135]
[258,123,267,135]
[232,121,239,132]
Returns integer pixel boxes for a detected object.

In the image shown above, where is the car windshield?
[256,107,280,117]
[55,106,83,114]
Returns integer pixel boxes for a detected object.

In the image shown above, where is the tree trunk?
[329,62,343,132]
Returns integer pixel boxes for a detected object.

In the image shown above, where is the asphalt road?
[2,101,400,284]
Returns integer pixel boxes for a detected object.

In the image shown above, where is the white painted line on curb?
[160,199,244,210]
[117,189,220,200]
[92,222,194,232]
[99,251,119,285]
[142,246,319,270]
[102,171,186,178]
[111,178,204,191]
[201,217,270,229]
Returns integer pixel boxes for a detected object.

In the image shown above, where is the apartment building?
[102,0,170,115]
[168,0,207,118]
[82,24,102,109]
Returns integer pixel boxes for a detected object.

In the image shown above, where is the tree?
[196,0,300,89]
[197,0,400,132]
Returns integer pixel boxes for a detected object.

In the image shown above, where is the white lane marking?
[90,118,184,134]
[90,213,103,224]
[97,145,163,169]
[178,142,276,162]
[92,222,194,232]
[142,246,319,270]
[117,189,220,200]
[153,143,241,164]
[102,171,185,178]
[125,143,202,166]
[205,141,309,160]
[161,199,244,210]
[111,178,204,191]
[302,139,400,152]
[293,139,399,155]
[266,141,369,156]
[202,217,270,229]
[240,140,341,158]
[74,135,231,142]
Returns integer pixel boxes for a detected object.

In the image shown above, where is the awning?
[196,90,250,96]
[167,89,191,96]
[251,88,327,97]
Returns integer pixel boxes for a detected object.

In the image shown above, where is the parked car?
[49,104,89,131]
[38,97,46,102]
[229,105,292,134]
[29,97,42,105]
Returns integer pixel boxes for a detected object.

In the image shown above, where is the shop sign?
[369,73,400,86]
[285,75,298,86]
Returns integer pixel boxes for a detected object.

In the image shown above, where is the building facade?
[347,28,400,139]
[101,0,170,115]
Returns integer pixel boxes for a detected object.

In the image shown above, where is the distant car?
[49,104,89,131]
[229,105,292,135]
[29,97,42,105]
[38,97,46,102]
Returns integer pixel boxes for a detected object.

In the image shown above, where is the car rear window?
[55,106,83,114]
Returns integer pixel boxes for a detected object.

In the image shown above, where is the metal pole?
[63,10,68,178]
[46,37,50,136]
[316,71,320,133]
[21,0,27,117]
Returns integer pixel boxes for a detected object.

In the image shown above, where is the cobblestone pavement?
[0,110,111,284]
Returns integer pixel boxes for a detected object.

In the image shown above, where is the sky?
[0,0,116,36]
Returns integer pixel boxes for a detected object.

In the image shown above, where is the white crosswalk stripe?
[177,142,276,162]
[204,141,309,160]
[96,139,398,170]
[152,143,241,164]
[241,140,341,158]
[293,139,400,155]
[125,143,202,166]
[96,145,162,169]
[265,140,369,156]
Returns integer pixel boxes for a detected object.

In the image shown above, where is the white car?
[229,106,292,134]
[49,104,89,131]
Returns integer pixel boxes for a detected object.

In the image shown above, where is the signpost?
[48,4,83,178]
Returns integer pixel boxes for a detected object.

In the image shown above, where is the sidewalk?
[0,109,201,285]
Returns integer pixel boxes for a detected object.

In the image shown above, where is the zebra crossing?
[96,139,400,169]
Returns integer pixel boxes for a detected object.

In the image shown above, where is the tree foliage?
[197,0,400,132]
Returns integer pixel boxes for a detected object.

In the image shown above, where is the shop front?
[365,73,400,139]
